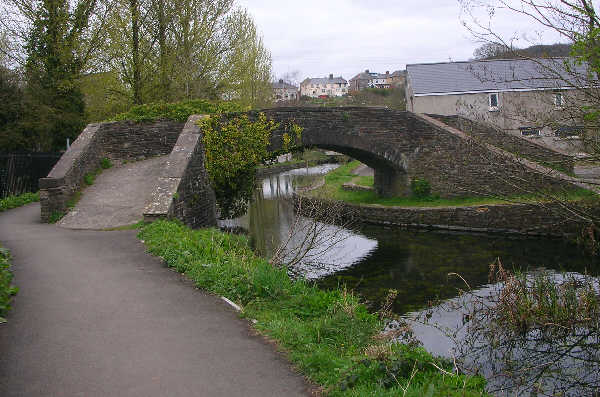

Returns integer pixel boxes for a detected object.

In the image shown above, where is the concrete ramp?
[59,157,167,230]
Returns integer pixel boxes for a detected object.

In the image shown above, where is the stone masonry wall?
[243,107,576,199]
[39,123,105,222]
[143,115,217,228]
[40,120,184,222]
[101,120,184,162]
[430,114,575,173]
[297,195,591,236]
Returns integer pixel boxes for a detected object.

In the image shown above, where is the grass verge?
[0,192,40,212]
[308,161,595,207]
[139,220,487,396]
[0,245,18,323]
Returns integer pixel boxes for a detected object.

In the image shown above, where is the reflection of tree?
[417,262,600,396]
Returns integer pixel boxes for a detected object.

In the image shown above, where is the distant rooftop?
[302,75,347,85]
[406,58,588,96]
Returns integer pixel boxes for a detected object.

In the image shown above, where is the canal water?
[221,163,599,313]
[221,164,599,395]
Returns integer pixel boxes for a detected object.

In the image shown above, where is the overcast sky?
[236,0,569,82]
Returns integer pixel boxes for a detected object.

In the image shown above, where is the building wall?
[274,87,298,102]
[409,90,584,155]
[300,81,348,98]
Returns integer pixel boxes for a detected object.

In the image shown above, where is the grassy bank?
[308,161,596,207]
[0,192,40,212]
[0,245,17,322]
[139,220,486,396]
[0,192,40,320]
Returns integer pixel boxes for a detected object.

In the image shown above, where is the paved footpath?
[0,204,310,397]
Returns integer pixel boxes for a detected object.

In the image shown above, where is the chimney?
[279,79,284,84]
[365,69,369,74]
[329,73,333,80]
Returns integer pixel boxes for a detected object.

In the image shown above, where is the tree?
[0,0,111,151]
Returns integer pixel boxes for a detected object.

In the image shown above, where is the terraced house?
[405,58,589,155]
[300,74,348,98]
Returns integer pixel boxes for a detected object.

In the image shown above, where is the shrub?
[111,99,246,123]
[100,157,113,169]
[0,246,18,321]
[410,178,431,198]
[0,192,40,212]
[83,172,96,186]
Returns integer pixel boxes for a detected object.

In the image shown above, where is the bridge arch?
[247,107,416,197]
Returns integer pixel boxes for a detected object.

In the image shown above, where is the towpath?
[0,204,309,397]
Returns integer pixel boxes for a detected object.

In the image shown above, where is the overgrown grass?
[139,220,486,395]
[309,161,596,207]
[111,99,246,122]
[0,192,40,212]
[0,245,18,322]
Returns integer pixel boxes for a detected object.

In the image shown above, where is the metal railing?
[0,152,61,198]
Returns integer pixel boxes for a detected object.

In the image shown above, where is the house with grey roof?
[300,74,348,98]
[272,79,298,102]
[406,58,588,154]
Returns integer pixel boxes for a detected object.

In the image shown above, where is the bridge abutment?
[374,168,409,197]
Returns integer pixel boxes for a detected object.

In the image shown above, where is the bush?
[111,99,246,122]
[0,192,40,212]
[100,157,113,169]
[410,178,431,198]
[0,246,18,321]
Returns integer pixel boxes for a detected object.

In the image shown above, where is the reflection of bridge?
[40,107,576,229]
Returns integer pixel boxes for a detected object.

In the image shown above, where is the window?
[554,125,582,138]
[519,127,541,137]
[488,93,499,111]
[554,92,564,108]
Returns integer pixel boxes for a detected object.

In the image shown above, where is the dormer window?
[489,93,499,111]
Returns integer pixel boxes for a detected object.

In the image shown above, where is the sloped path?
[59,156,167,230]
[0,204,309,397]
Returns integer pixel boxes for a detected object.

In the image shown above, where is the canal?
[220,163,600,395]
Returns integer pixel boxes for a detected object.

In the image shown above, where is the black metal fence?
[0,152,62,198]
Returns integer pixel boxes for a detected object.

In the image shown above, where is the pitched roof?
[302,76,347,85]
[406,58,588,96]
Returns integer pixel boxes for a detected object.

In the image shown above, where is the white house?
[300,74,348,98]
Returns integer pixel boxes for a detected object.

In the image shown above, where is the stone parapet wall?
[39,120,185,223]
[430,114,575,173]
[296,195,591,236]
[101,120,184,162]
[143,115,217,228]
[39,123,105,222]
[246,107,577,199]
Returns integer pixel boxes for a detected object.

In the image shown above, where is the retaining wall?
[296,195,592,236]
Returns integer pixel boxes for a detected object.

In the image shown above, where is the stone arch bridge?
[40,107,574,228]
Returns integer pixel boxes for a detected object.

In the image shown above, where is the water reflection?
[222,164,598,315]
[219,164,378,279]
[401,271,600,396]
